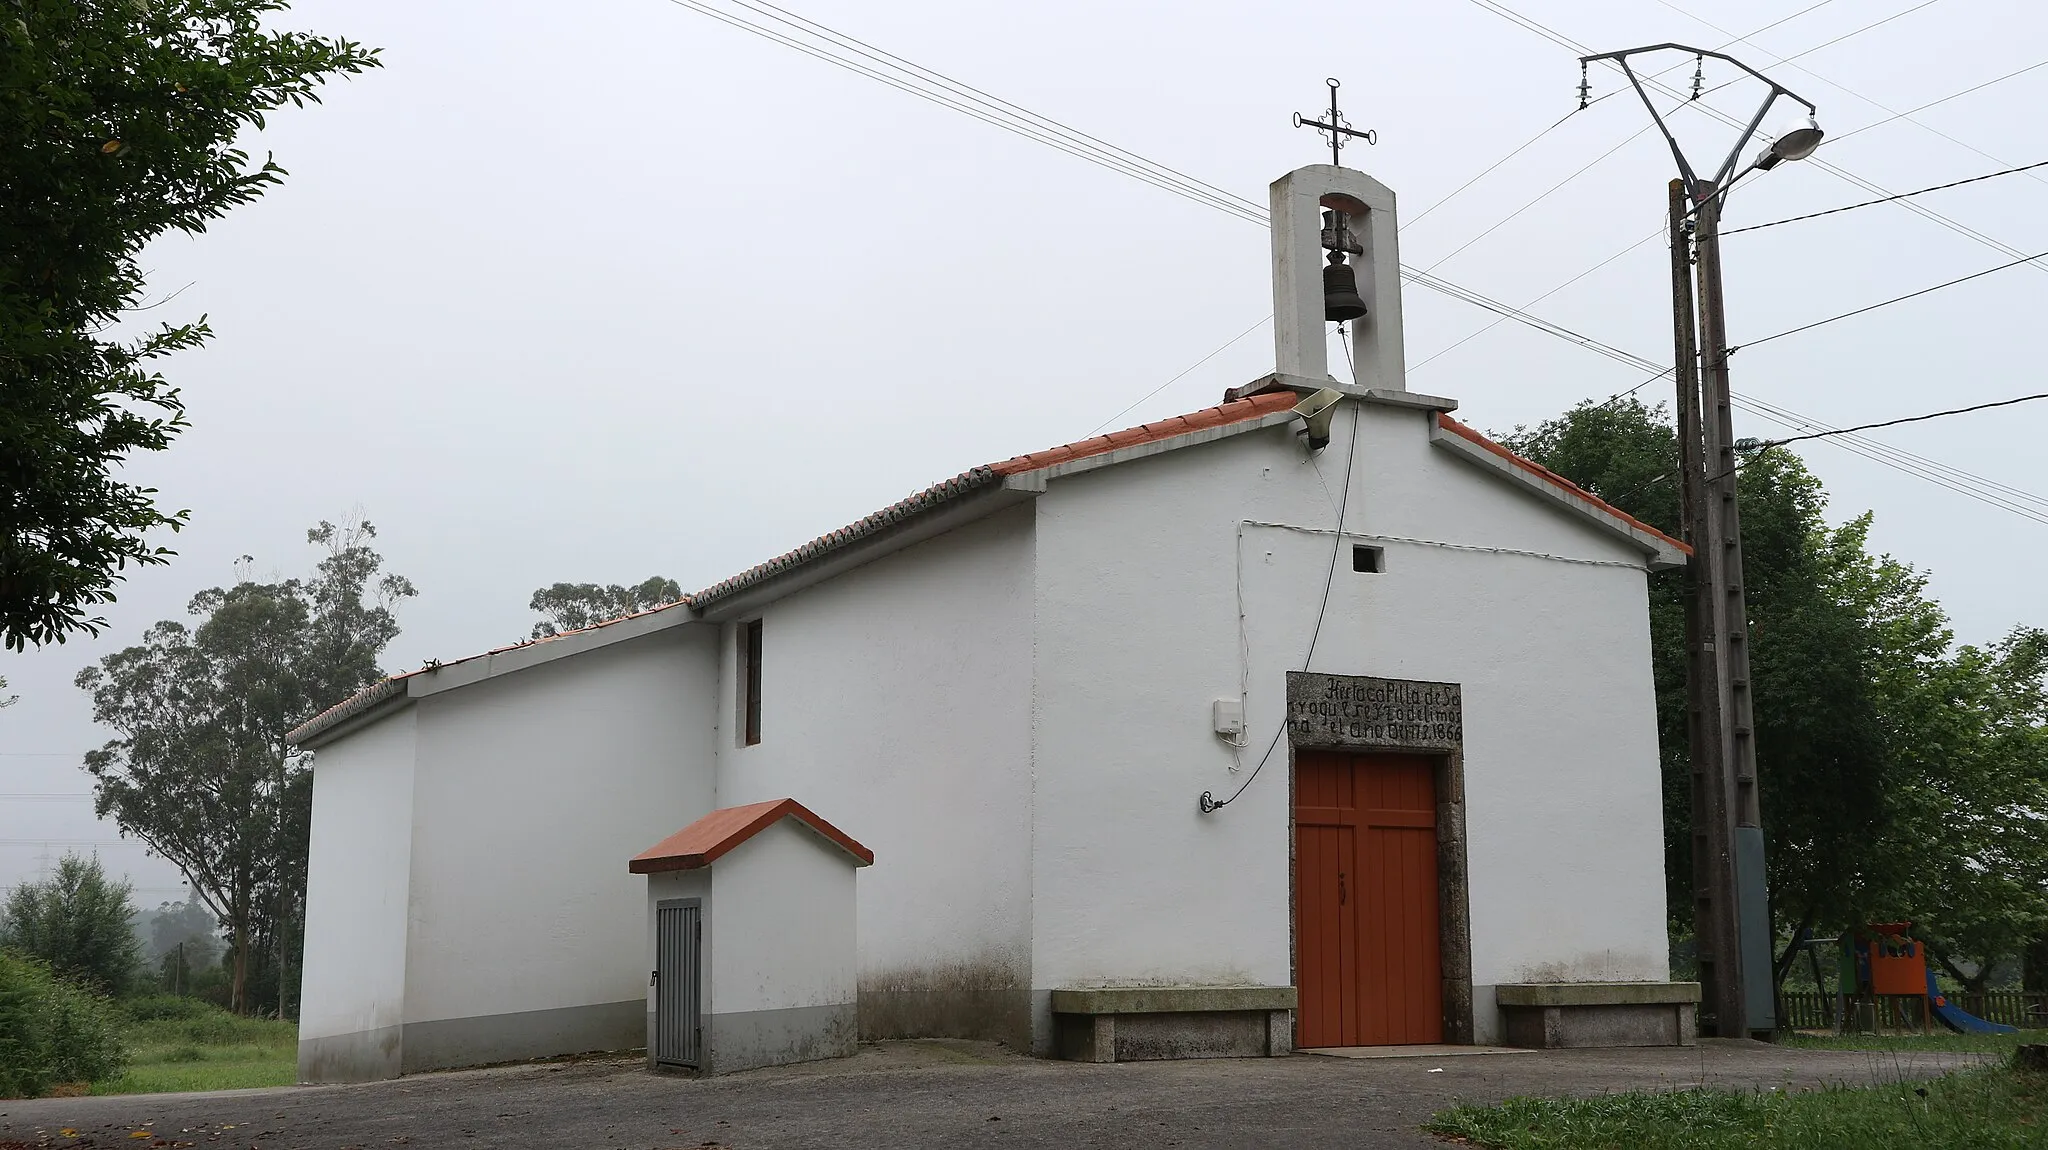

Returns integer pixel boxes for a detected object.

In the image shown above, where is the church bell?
[1323,252,1369,322]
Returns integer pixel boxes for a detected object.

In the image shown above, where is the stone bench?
[1051,987,1297,1063]
[1496,982,1700,1049]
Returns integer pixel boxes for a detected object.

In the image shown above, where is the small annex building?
[630,799,873,1074]
[290,164,1697,1083]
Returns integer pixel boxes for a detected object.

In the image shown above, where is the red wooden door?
[1294,751,1443,1047]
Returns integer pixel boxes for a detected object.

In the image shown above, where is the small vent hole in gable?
[1352,545,1384,573]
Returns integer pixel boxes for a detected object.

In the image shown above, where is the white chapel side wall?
[1031,402,1670,1046]
[712,503,1035,1049]
[297,707,417,1082]
[399,625,719,1072]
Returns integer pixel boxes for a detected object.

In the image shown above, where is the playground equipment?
[1838,923,2015,1035]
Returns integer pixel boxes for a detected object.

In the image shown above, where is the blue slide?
[1926,969,2018,1035]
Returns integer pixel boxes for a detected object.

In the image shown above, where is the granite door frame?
[1285,672,1475,1045]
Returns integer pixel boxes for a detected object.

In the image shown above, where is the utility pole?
[1667,178,1742,1039]
[1692,186,1776,1039]
[1585,43,1825,1039]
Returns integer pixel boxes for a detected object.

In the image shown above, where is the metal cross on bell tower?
[1292,77,1376,168]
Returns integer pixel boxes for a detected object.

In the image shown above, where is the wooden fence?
[1780,989,2048,1031]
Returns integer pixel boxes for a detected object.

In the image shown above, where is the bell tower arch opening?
[1269,167,1407,393]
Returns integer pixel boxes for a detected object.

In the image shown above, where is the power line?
[0,839,144,847]
[1679,4,2048,202]
[1413,222,1666,373]
[1830,58,2048,145]
[1465,0,2048,277]
[1421,122,1655,273]
[1724,159,2048,235]
[1406,109,1581,227]
[1605,393,2048,522]
[1735,391,2046,511]
[1671,0,1947,109]
[1709,0,1943,73]
[1416,5,1843,265]
[1758,392,2048,448]
[658,0,2042,521]
[659,1,1269,226]
[1730,249,2048,353]
[731,0,1269,215]
[1086,314,1270,435]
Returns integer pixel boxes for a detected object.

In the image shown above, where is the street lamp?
[1753,126,1826,171]
[1579,43,1824,1042]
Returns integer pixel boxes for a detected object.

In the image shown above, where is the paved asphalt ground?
[1,1039,1987,1150]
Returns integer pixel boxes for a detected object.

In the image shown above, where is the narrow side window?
[741,618,763,746]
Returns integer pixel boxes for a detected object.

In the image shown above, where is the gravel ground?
[0,1038,1988,1150]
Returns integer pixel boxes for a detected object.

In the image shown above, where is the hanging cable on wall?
[1201,402,1362,814]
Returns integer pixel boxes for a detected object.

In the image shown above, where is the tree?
[1499,400,2048,992]
[76,519,414,1014]
[1,1,379,651]
[529,576,682,638]
[0,675,13,707]
[0,854,142,996]
[143,897,221,995]
[1899,626,2048,990]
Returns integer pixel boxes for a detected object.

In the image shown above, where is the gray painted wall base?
[689,1002,855,1075]
[299,998,646,1083]
[298,1023,402,1084]
[859,988,1032,1051]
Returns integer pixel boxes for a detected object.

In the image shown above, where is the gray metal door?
[655,899,702,1066]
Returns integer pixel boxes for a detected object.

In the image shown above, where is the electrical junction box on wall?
[1212,700,1246,738]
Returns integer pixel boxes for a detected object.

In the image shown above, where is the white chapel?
[289,163,1697,1081]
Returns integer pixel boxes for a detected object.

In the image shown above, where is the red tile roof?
[1434,414,1691,556]
[293,389,1686,750]
[690,391,1299,609]
[295,393,1302,745]
[285,598,692,744]
[629,798,874,873]
[990,390,1301,475]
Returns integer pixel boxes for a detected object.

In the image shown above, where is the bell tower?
[1269,80,1404,392]
[1270,164,1406,392]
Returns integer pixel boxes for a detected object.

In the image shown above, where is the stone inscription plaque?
[1286,672,1462,751]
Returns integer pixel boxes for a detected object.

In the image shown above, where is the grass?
[87,1007,298,1096]
[1780,1027,2048,1055]
[1427,1061,2048,1149]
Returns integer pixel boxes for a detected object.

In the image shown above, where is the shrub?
[0,950,128,1098]
[0,855,140,996]
[120,993,212,1022]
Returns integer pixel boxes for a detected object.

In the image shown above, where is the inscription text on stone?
[1286,673,1462,750]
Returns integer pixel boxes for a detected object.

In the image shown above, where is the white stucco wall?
[712,505,1036,997]
[1029,400,1670,1042]
[300,708,418,1046]
[403,624,720,1026]
[708,820,858,1015]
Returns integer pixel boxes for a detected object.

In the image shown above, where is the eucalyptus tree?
[76,520,413,1013]
[528,576,683,638]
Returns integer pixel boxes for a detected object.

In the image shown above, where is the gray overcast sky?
[6,0,2045,898]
